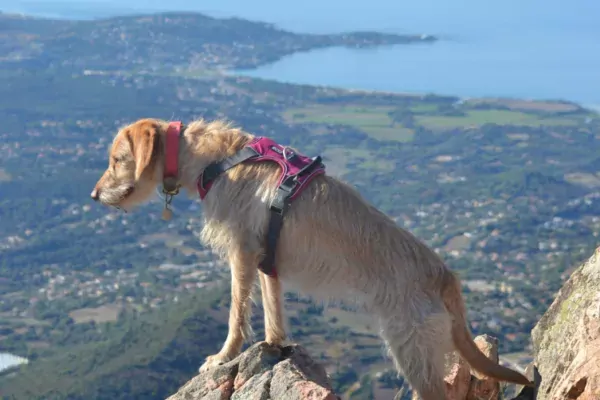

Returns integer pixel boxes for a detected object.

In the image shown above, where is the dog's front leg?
[199,250,256,372]
[258,272,286,346]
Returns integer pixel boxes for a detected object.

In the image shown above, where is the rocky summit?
[166,342,340,400]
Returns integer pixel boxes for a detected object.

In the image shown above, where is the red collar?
[162,121,183,194]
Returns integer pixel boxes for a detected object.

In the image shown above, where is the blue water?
[3,0,600,106]
[0,353,28,372]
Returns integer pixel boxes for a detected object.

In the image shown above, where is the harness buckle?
[282,146,297,161]
[269,178,297,215]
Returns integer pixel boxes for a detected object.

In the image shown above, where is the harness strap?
[259,155,324,277]
[198,141,325,278]
[200,147,259,191]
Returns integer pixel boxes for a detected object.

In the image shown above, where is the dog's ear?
[130,122,162,180]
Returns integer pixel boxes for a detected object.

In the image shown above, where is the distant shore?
[0,10,436,71]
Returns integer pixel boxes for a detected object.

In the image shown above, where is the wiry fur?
[91,118,533,399]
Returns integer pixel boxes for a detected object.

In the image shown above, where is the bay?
[3,0,600,106]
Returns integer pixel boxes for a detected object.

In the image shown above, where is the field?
[283,105,414,142]
[464,98,581,113]
[283,104,587,141]
[443,234,472,251]
[322,147,395,178]
[564,172,600,188]
[68,305,123,324]
[415,110,581,130]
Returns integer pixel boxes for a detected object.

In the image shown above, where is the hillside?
[0,11,435,70]
[1,10,600,400]
[0,287,229,399]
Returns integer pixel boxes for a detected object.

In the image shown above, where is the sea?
[0,353,28,373]
[2,0,600,107]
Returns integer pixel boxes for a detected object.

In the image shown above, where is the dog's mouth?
[114,186,134,212]
[122,186,134,199]
[98,185,135,209]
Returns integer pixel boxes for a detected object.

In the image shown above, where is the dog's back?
[273,173,448,302]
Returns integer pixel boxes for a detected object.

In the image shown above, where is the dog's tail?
[441,269,533,386]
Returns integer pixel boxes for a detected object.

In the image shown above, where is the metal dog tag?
[161,207,173,221]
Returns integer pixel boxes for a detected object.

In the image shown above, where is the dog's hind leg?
[199,249,257,372]
[379,304,453,400]
[258,272,286,346]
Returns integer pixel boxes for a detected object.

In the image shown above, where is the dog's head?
[91,119,165,211]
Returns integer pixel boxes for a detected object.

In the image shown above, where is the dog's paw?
[264,337,286,348]
[198,353,231,373]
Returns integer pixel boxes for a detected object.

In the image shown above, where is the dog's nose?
[91,188,100,201]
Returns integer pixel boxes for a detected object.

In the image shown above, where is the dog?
[91,118,533,399]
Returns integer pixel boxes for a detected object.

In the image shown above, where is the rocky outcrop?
[531,246,600,400]
[467,335,501,399]
[411,334,527,400]
[166,342,340,400]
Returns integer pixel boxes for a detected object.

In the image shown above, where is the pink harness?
[197,137,326,277]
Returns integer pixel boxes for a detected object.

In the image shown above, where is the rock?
[166,342,340,400]
[444,356,472,400]
[165,358,238,400]
[412,334,501,400]
[531,246,600,400]
[233,342,281,390]
[410,334,519,400]
[270,346,338,400]
[509,362,537,399]
[232,371,272,400]
[467,335,500,400]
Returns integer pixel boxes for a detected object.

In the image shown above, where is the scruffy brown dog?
[91,118,532,399]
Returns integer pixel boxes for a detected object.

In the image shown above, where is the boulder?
[412,334,509,400]
[466,335,501,400]
[531,246,600,400]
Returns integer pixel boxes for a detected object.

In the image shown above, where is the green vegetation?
[283,103,592,142]
[0,288,229,400]
[0,9,599,400]
[322,147,395,177]
[415,109,580,129]
[284,105,414,142]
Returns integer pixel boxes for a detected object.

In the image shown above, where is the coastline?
[227,69,598,114]
[3,9,597,108]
